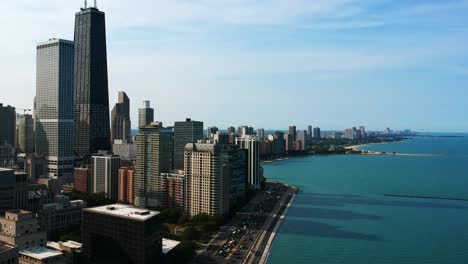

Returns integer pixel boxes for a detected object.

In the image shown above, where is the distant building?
[307,125,313,140]
[313,127,321,140]
[288,125,297,141]
[235,136,261,189]
[238,126,254,137]
[272,131,286,155]
[173,118,203,170]
[221,145,248,202]
[17,114,35,154]
[111,91,131,142]
[138,100,154,128]
[284,134,293,152]
[92,155,121,200]
[297,130,308,151]
[73,165,93,193]
[160,171,185,210]
[207,127,219,139]
[184,143,230,216]
[118,167,135,205]
[260,140,273,157]
[257,128,265,140]
[344,127,356,140]
[24,154,47,182]
[0,103,16,147]
[0,168,15,213]
[82,204,162,264]
[213,133,230,146]
[227,127,236,135]
[0,243,18,264]
[38,196,86,239]
[0,210,47,249]
[135,123,173,208]
[112,139,136,160]
[35,38,75,183]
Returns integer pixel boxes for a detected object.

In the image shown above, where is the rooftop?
[84,204,159,221]
[162,238,181,254]
[0,243,16,253]
[20,247,62,260]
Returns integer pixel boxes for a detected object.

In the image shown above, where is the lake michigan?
[265,134,468,264]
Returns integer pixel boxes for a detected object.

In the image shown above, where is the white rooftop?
[20,247,63,260]
[84,204,159,221]
[162,238,181,254]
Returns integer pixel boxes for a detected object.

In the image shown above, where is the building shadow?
[286,206,383,221]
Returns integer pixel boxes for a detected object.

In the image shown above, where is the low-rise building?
[82,204,162,264]
[38,196,86,239]
[19,247,64,264]
[47,241,82,264]
[0,243,18,264]
[0,210,47,250]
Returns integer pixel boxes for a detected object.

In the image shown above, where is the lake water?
[265,134,468,264]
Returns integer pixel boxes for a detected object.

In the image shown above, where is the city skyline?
[1,1,468,132]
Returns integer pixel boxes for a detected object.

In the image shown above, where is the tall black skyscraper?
[74,3,111,157]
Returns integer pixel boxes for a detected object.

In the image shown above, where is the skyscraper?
[288,125,297,141]
[173,118,203,170]
[138,100,154,128]
[184,143,230,216]
[74,5,111,157]
[236,136,261,189]
[207,126,219,139]
[111,91,131,142]
[135,124,173,208]
[35,39,75,182]
[0,104,16,146]
[257,128,265,140]
[308,125,313,140]
[16,114,35,154]
[92,154,121,200]
[313,127,321,139]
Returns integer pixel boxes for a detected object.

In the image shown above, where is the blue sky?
[1,0,468,132]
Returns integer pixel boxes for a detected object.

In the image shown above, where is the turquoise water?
[265,135,468,264]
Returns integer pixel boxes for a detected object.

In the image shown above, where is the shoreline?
[260,186,297,264]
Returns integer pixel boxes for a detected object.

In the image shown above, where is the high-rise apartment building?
[92,155,121,200]
[313,127,321,139]
[257,128,265,140]
[111,91,131,142]
[207,126,219,139]
[135,124,173,208]
[0,104,16,147]
[82,204,162,264]
[73,165,93,193]
[74,5,111,157]
[138,100,154,128]
[344,127,357,140]
[288,125,297,141]
[174,118,203,170]
[236,136,261,189]
[184,143,230,216]
[35,38,75,183]
[227,127,236,135]
[16,114,34,154]
[112,139,136,161]
[284,134,293,152]
[118,167,135,205]
[297,130,308,151]
[221,145,248,202]
[160,171,185,210]
[308,125,313,140]
[238,126,254,137]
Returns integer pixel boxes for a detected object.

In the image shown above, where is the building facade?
[111,91,131,143]
[82,204,162,264]
[135,124,173,208]
[235,136,261,189]
[0,210,47,250]
[0,104,16,147]
[112,140,136,161]
[138,101,154,128]
[0,169,15,213]
[92,155,121,200]
[118,167,135,205]
[17,114,35,154]
[160,171,185,210]
[35,38,75,183]
[184,143,230,217]
[74,6,111,157]
[173,119,203,170]
[73,165,93,193]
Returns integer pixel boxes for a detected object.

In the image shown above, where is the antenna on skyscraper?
[84,0,87,8]
[94,0,97,8]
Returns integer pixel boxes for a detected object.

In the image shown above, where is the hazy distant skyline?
[1,0,468,132]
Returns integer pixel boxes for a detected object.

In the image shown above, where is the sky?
[1,0,468,132]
